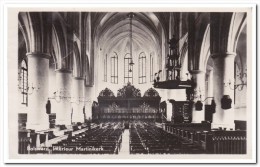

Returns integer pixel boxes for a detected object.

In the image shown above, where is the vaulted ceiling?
[92,12,167,57]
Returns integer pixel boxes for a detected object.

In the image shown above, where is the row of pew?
[18,123,85,154]
[19,122,124,154]
[164,123,247,154]
[52,123,123,154]
[19,121,247,154]
[129,122,197,154]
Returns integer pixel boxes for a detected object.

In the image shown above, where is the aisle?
[119,129,130,155]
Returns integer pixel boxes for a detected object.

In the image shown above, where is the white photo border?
[1,0,257,164]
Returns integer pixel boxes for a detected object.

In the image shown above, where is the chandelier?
[48,89,91,105]
[128,12,135,72]
[17,72,40,95]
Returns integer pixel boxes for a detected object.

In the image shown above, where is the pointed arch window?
[104,54,107,82]
[111,52,118,84]
[139,52,146,84]
[150,54,154,82]
[124,53,133,83]
[20,60,28,106]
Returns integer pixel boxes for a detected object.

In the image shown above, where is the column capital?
[26,52,51,59]
[55,68,72,74]
[189,70,205,75]
[206,66,213,71]
[73,76,85,80]
[211,52,237,59]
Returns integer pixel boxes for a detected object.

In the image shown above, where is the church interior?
[17,12,247,155]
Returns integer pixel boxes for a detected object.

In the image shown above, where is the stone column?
[26,53,50,131]
[71,77,85,123]
[166,101,173,122]
[207,69,214,104]
[55,69,72,125]
[84,86,94,120]
[166,90,173,122]
[212,53,236,129]
[190,70,206,123]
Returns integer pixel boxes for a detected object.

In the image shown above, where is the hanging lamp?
[128,12,135,72]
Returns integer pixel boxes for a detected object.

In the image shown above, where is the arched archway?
[52,13,72,70]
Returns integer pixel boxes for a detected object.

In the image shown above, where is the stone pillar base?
[27,113,49,131]
[27,122,49,132]
[166,101,172,122]
[162,123,166,131]
[211,123,235,130]
[72,113,85,123]
[192,110,205,123]
[55,119,71,126]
